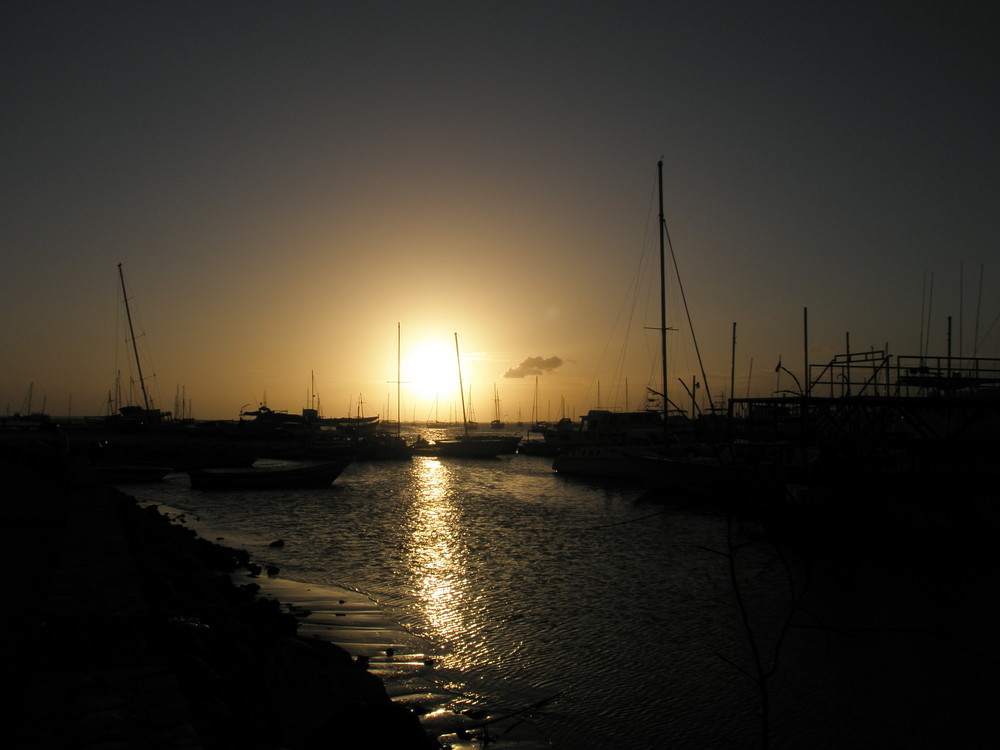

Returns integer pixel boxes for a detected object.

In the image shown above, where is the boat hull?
[553,446,747,495]
[431,435,522,458]
[187,460,351,490]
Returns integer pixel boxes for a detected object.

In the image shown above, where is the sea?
[129,428,999,749]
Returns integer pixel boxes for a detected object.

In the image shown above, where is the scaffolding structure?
[728,352,1000,464]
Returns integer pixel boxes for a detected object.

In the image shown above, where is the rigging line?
[976,308,1000,351]
[611,181,660,407]
[584,192,655,410]
[919,272,927,358]
[610,175,667,409]
[663,211,712,406]
[114,274,123,397]
[973,264,983,357]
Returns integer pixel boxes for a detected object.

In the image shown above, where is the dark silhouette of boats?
[429,434,521,457]
[187,460,351,490]
[410,434,521,457]
[551,161,737,495]
[490,383,506,429]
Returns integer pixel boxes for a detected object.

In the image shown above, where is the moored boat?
[410,433,521,458]
[188,460,350,490]
[434,434,521,457]
[552,443,757,497]
[427,333,522,458]
[552,161,706,486]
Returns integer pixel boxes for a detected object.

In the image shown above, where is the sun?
[404,338,456,404]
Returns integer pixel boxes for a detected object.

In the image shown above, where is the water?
[130,442,1000,749]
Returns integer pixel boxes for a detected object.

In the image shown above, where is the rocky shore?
[5,455,437,749]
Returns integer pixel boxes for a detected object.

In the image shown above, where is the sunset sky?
[3,1,997,422]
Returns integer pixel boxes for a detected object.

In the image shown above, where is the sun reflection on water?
[405,458,476,663]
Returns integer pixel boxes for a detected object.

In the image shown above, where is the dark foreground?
[4,455,436,749]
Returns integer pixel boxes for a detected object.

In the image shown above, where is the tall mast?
[118,263,150,411]
[396,322,401,437]
[454,332,469,435]
[658,161,668,430]
[532,375,539,423]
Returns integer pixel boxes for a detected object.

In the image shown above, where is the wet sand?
[4,457,435,749]
[2,450,548,749]
[230,567,557,748]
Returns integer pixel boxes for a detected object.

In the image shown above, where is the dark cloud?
[503,356,563,379]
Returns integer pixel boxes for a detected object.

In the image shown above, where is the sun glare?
[404,338,456,403]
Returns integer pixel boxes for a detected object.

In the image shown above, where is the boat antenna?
[454,332,469,436]
[117,263,151,411]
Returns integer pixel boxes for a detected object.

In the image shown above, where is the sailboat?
[489,383,506,429]
[466,386,479,430]
[552,163,740,493]
[426,334,521,457]
[115,263,168,426]
[358,323,414,459]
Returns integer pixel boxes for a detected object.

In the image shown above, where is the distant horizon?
[4,3,997,421]
[8,321,996,425]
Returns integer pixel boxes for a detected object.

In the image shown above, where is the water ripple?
[134,453,1000,749]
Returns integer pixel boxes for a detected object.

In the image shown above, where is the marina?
[4,252,998,746]
[6,4,998,744]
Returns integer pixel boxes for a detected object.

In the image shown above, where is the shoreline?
[145,502,442,678]
[150,502,560,748]
[6,458,437,749]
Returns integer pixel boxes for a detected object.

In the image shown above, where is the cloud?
[503,356,563,379]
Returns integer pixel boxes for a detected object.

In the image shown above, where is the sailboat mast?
[396,322,401,437]
[454,332,469,435]
[118,263,150,411]
[532,376,538,423]
[657,161,668,430]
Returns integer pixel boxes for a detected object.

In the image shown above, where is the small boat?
[188,460,350,490]
[411,435,439,456]
[434,434,521,457]
[552,444,735,493]
[490,383,506,429]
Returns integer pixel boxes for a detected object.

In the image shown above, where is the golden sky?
[3,2,997,420]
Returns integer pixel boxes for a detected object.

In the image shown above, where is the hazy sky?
[4,1,997,421]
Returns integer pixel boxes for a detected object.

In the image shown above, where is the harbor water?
[130,435,999,749]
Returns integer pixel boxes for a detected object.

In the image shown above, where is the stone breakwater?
[7,460,436,749]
